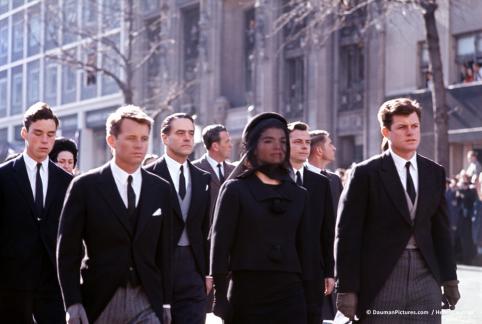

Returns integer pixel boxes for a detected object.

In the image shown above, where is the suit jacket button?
[37,217,42,221]
[129,266,134,271]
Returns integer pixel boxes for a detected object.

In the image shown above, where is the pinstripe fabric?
[361,250,441,324]
[95,284,160,324]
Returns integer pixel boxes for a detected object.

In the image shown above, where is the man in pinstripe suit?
[335,98,459,323]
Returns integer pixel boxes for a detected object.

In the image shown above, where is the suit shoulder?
[0,158,15,173]
[190,162,211,178]
[70,165,105,185]
[417,154,444,170]
[142,169,171,188]
[305,169,330,185]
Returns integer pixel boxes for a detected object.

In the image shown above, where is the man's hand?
[324,277,335,295]
[66,303,89,324]
[443,280,460,310]
[205,276,213,295]
[336,292,357,320]
[162,307,172,324]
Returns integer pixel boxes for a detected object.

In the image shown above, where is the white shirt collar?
[164,153,188,172]
[389,148,418,172]
[110,159,142,185]
[305,162,321,174]
[206,153,224,174]
[292,166,304,182]
[23,151,49,171]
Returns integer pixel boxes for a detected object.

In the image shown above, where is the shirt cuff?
[162,304,171,309]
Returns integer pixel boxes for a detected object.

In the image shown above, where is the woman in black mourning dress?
[210,112,313,324]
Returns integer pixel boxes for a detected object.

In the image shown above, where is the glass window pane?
[0,0,9,15]
[63,0,78,45]
[27,6,41,56]
[81,43,97,100]
[44,0,60,50]
[62,49,77,104]
[82,0,98,34]
[44,60,58,104]
[0,71,7,117]
[101,34,120,96]
[11,66,23,115]
[27,60,40,106]
[457,35,475,56]
[0,19,8,65]
[12,0,24,9]
[102,0,120,30]
[12,12,24,62]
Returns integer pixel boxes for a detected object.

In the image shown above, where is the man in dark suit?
[193,124,235,221]
[288,121,335,324]
[57,105,172,324]
[146,113,211,324]
[335,98,460,323]
[0,102,72,323]
[305,129,342,320]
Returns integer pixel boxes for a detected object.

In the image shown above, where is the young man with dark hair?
[287,121,335,324]
[0,102,72,323]
[146,113,211,324]
[57,105,173,324]
[335,98,459,323]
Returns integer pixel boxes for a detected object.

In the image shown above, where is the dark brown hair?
[23,102,59,131]
[202,124,227,150]
[287,121,309,133]
[160,113,194,135]
[378,98,422,151]
[106,105,153,137]
[309,129,330,150]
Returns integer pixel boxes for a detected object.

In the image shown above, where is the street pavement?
[205,265,482,324]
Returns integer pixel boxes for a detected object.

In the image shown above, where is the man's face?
[382,112,420,158]
[162,118,194,160]
[56,151,75,174]
[213,131,232,160]
[21,119,57,162]
[289,129,311,164]
[321,136,336,162]
[108,119,150,170]
[256,127,287,165]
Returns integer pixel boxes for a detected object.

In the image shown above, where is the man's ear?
[211,142,220,152]
[20,127,27,140]
[161,132,168,145]
[381,126,390,139]
[106,134,116,150]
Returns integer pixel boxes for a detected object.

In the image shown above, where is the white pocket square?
[205,184,209,191]
[152,208,162,216]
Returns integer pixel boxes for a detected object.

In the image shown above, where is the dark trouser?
[0,289,64,324]
[361,249,442,324]
[172,246,207,324]
[305,276,324,324]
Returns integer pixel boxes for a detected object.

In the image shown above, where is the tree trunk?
[422,0,449,170]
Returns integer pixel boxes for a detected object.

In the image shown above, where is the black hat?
[49,137,78,167]
[242,112,287,147]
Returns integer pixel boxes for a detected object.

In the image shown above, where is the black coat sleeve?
[321,184,335,278]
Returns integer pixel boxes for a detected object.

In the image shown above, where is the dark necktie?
[35,163,43,218]
[217,163,225,183]
[405,162,416,204]
[295,171,302,186]
[127,175,137,229]
[179,165,186,200]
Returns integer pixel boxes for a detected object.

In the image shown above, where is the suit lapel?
[186,162,202,222]
[43,161,59,215]
[134,169,156,240]
[12,156,37,218]
[414,155,428,224]
[202,155,220,186]
[155,159,183,221]
[97,164,132,237]
[379,152,413,226]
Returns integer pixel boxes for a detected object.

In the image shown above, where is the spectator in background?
[466,150,482,178]
[473,62,482,81]
[49,137,78,175]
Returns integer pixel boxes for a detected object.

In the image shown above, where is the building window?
[82,44,98,100]
[12,12,24,62]
[456,32,482,83]
[0,71,7,117]
[284,56,305,119]
[44,60,58,105]
[45,0,59,51]
[182,5,200,82]
[101,33,120,96]
[62,50,78,104]
[142,0,159,13]
[339,44,364,111]
[82,0,98,33]
[0,19,7,65]
[102,0,120,30]
[63,0,78,45]
[27,60,40,106]
[244,7,255,96]
[12,0,24,9]
[11,66,23,115]
[27,6,41,56]
[0,0,9,15]
[419,42,431,89]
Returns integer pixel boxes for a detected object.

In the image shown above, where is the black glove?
[212,274,232,321]
[442,280,460,310]
[336,292,357,320]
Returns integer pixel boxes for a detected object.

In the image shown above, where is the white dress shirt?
[164,154,191,196]
[389,148,419,194]
[110,160,142,208]
[206,154,224,180]
[23,152,48,204]
[291,166,305,183]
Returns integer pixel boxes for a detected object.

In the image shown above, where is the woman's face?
[255,127,287,165]
[56,150,75,174]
